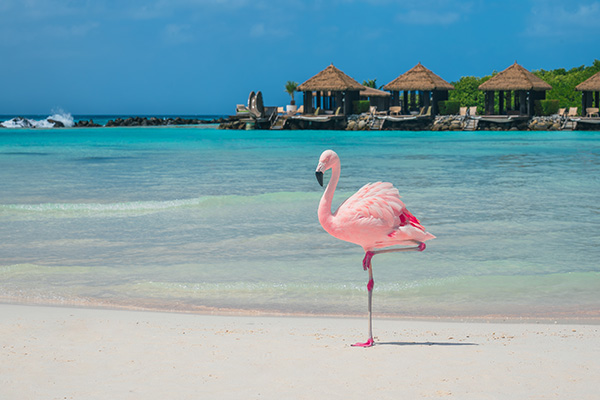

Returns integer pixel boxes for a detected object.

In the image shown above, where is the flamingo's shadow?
[376,341,478,347]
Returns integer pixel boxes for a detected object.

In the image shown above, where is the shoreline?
[2,113,600,131]
[3,297,599,325]
[2,303,599,399]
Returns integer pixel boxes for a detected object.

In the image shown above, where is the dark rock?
[48,119,64,128]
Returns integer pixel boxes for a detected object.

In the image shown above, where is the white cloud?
[250,23,266,38]
[392,1,472,26]
[162,23,194,44]
[396,9,461,25]
[525,1,600,37]
[47,22,100,38]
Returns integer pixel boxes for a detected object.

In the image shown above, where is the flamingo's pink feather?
[330,181,434,251]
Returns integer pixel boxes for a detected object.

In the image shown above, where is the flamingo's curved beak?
[315,171,324,187]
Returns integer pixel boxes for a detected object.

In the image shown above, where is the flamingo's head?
[315,149,339,187]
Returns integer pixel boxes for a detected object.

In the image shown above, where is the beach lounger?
[586,107,599,117]
[418,106,431,117]
[468,106,478,116]
[389,106,402,116]
[460,107,467,116]
[558,108,566,117]
[567,107,578,117]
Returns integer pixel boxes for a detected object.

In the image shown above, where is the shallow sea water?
[1,126,599,320]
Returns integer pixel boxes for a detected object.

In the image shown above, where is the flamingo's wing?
[337,182,426,231]
[336,182,403,226]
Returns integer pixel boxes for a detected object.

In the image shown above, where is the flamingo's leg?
[352,243,425,348]
[362,251,374,271]
[353,258,375,347]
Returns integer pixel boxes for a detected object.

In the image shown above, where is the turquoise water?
[1,127,599,320]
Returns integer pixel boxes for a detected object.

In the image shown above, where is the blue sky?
[1,0,599,115]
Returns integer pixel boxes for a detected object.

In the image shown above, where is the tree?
[285,81,298,105]
[362,79,378,89]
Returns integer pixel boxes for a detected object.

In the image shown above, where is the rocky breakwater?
[74,120,102,127]
[528,115,562,131]
[346,114,371,131]
[431,116,465,131]
[105,116,225,127]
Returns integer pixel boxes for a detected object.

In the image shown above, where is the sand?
[1,304,598,399]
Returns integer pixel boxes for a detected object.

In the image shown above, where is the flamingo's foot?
[418,242,426,252]
[362,251,374,271]
[351,337,374,347]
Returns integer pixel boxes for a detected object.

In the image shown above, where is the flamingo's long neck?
[318,161,340,230]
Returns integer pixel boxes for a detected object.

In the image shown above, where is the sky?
[1,0,599,115]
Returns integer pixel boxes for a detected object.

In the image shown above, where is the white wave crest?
[1,110,74,128]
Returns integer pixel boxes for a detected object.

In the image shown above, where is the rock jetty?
[104,116,225,127]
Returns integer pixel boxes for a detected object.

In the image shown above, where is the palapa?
[383,63,454,91]
[360,86,390,97]
[575,71,600,91]
[298,64,364,92]
[478,62,552,91]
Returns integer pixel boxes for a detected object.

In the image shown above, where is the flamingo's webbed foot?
[362,251,374,271]
[352,337,374,347]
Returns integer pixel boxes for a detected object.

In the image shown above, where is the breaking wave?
[1,111,74,128]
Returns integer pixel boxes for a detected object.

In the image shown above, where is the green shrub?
[438,100,461,115]
[534,99,560,116]
[353,100,371,114]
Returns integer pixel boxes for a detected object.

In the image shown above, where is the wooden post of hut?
[519,91,528,116]
[303,91,313,114]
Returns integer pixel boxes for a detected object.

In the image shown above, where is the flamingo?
[315,150,435,347]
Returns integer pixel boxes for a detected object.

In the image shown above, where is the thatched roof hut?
[575,71,600,114]
[383,63,454,115]
[479,62,552,91]
[297,64,363,115]
[384,62,454,92]
[478,62,552,116]
[575,71,600,91]
[298,64,364,92]
[360,86,390,113]
[360,86,390,97]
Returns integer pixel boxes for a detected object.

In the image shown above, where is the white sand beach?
[1,304,598,399]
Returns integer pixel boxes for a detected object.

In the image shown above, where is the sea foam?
[1,111,74,128]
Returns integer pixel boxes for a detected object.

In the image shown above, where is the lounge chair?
[389,106,402,116]
[567,107,578,117]
[468,106,478,116]
[418,106,431,117]
[459,107,467,116]
[586,107,599,117]
[558,108,566,117]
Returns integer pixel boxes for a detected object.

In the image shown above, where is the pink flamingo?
[315,150,435,347]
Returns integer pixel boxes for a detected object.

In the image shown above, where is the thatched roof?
[360,86,390,97]
[297,64,364,92]
[575,71,600,91]
[479,62,552,91]
[383,63,454,91]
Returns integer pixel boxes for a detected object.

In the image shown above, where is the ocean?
[1,122,599,321]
